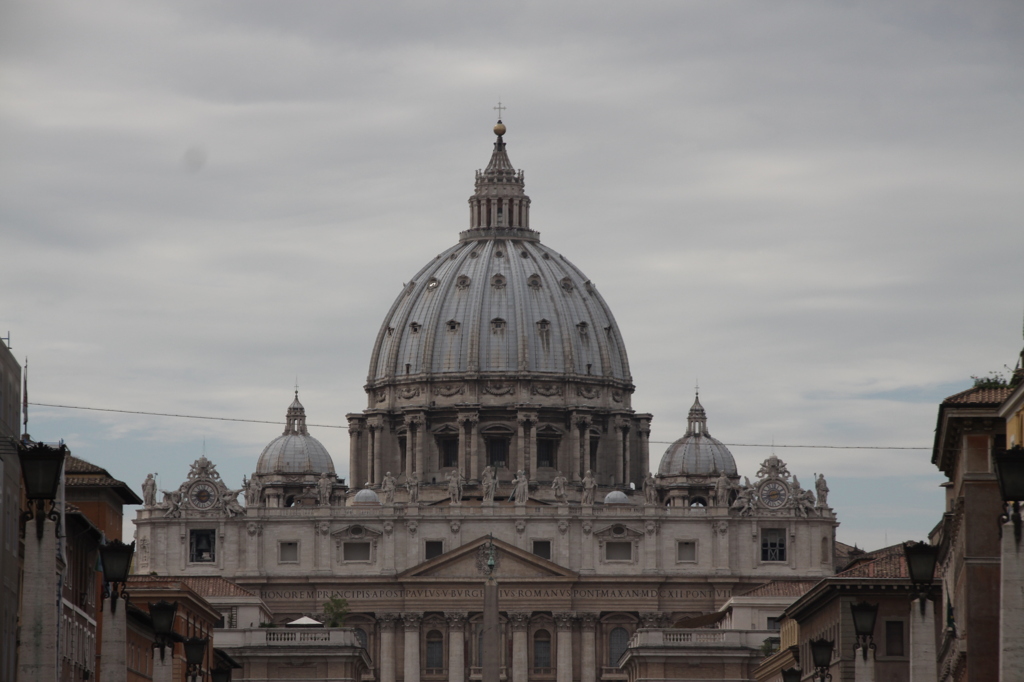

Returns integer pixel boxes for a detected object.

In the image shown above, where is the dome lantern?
[658,393,737,478]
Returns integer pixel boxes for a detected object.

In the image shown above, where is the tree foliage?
[322,596,350,627]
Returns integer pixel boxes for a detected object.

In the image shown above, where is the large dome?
[255,393,335,475]
[366,123,631,385]
[658,394,737,477]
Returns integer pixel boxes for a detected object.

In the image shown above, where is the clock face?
[758,481,789,508]
[189,482,217,509]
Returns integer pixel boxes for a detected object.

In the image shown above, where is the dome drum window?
[491,318,507,333]
[447,320,461,333]
[537,319,551,333]
[560,277,574,292]
[456,275,471,290]
[491,274,507,289]
[427,278,440,290]
[527,275,542,290]
[410,322,421,334]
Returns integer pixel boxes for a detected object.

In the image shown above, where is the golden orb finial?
[494,121,506,136]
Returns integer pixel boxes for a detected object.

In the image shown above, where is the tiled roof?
[180,577,257,598]
[942,386,1013,406]
[836,543,919,580]
[64,455,143,504]
[737,580,820,598]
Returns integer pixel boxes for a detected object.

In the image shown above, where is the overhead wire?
[28,401,931,450]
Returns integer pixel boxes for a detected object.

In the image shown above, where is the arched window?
[354,628,368,649]
[426,629,444,672]
[533,629,552,669]
[608,627,629,666]
[689,497,707,507]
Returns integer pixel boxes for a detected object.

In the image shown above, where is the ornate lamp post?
[850,601,878,660]
[482,534,500,682]
[148,600,181,682]
[808,637,834,682]
[780,667,802,682]
[850,601,879,682]
[99,538,135,682]
[15,440,66,682]
[184,637,209,682]
[902,541,938,682]
[994,444,1024,678]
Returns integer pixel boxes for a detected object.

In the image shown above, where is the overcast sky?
[2,0,1022,550]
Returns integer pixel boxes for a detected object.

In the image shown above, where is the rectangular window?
[605,541,632,561]
[537,439,557,469]
[425,541,444,560]
[589,436,600,473]
[440,437,459,469]
[761,529,787,562]
[343,541,371,562]
[677,541,697,562]
[532,540,551,560]
[885,620,905,657]
[399,436,408,475]
[189,529,216,563]
[767,617,781,631]
[279,541,299,563]
[487,438,509,469]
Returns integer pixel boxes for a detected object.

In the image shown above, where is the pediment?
[399,536,576,581]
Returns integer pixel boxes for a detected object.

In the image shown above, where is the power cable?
[28,401,931,450]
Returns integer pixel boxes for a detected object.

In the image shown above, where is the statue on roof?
[245,475,262,507]
[406,472,420,504]
[582,470,597,506]
[222,488,246,518]
[713,471,731,508]
[551,472,568,503]
[815,473,829,508]
[510,470,529,505]
[142,474,157,508]
[382,472,397,505]
[643,472,659,505]
[447,469,464,505]
[481,466,496,504]
[318,472,334,507]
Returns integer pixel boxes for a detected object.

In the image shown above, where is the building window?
[278,541,299,563]
[440,437,459,469]
[534,629,552,669]
[885,620,905,657]
[487,438,509,469]
[425,541,444,560]
[343,542,371,562]
[589,436,600,472]
[537,438,557,469]
[425,630,444,671]
[676,541,697,563]
[761,529,786,562]
[399,436,408,474]
[605,541,632,562]
[767,617,781,631]
[608,627,629,666]
[532,540,551,560]
[189,530,216,563]
[355,628,368,649]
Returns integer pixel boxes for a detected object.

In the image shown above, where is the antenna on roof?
[22,357,28,438]
[1,331,9,349]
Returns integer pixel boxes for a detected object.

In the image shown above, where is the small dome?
[658,394,737,477]
[353,488,380,505]
[604,490,631,505]
[255,393,335,475]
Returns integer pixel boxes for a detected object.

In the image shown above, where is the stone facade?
[134,123,841,682]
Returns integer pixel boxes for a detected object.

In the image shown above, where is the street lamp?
[149,601,178,660]
[780,667,802,682]
[17,441,67,539]
[850,601,879,660]
[184,637,208,682]
[99,538,135,613]
[994,445,1024,542]
[903,541,938,613]
[808,637,834,682]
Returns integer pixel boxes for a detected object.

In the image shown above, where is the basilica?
[133,122,839,682]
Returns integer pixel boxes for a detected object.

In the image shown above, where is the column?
[403,612,422,682]
[909,599,937,682]
[554,613,575,682]
[152,646,175,682]
[372,422,384,485]
[579,613,598,682]
[414,416,426,478]
[508,612,530,682]
[458,413,478,481]
[638,421,651,488]
[17,515,59,682]
[614,419,625,485]
[516,419,526,475]
[100,599,128,682]
[568,416,579,482]
[517,413,536,479]
[366,423,377,484]
[348,421,364,488]
[622,423,632,487]
[468,416,481,481]
[1001,517,1024,680]
[377,614,399,682]
[446,612,468,682]
[853,647,876,682]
